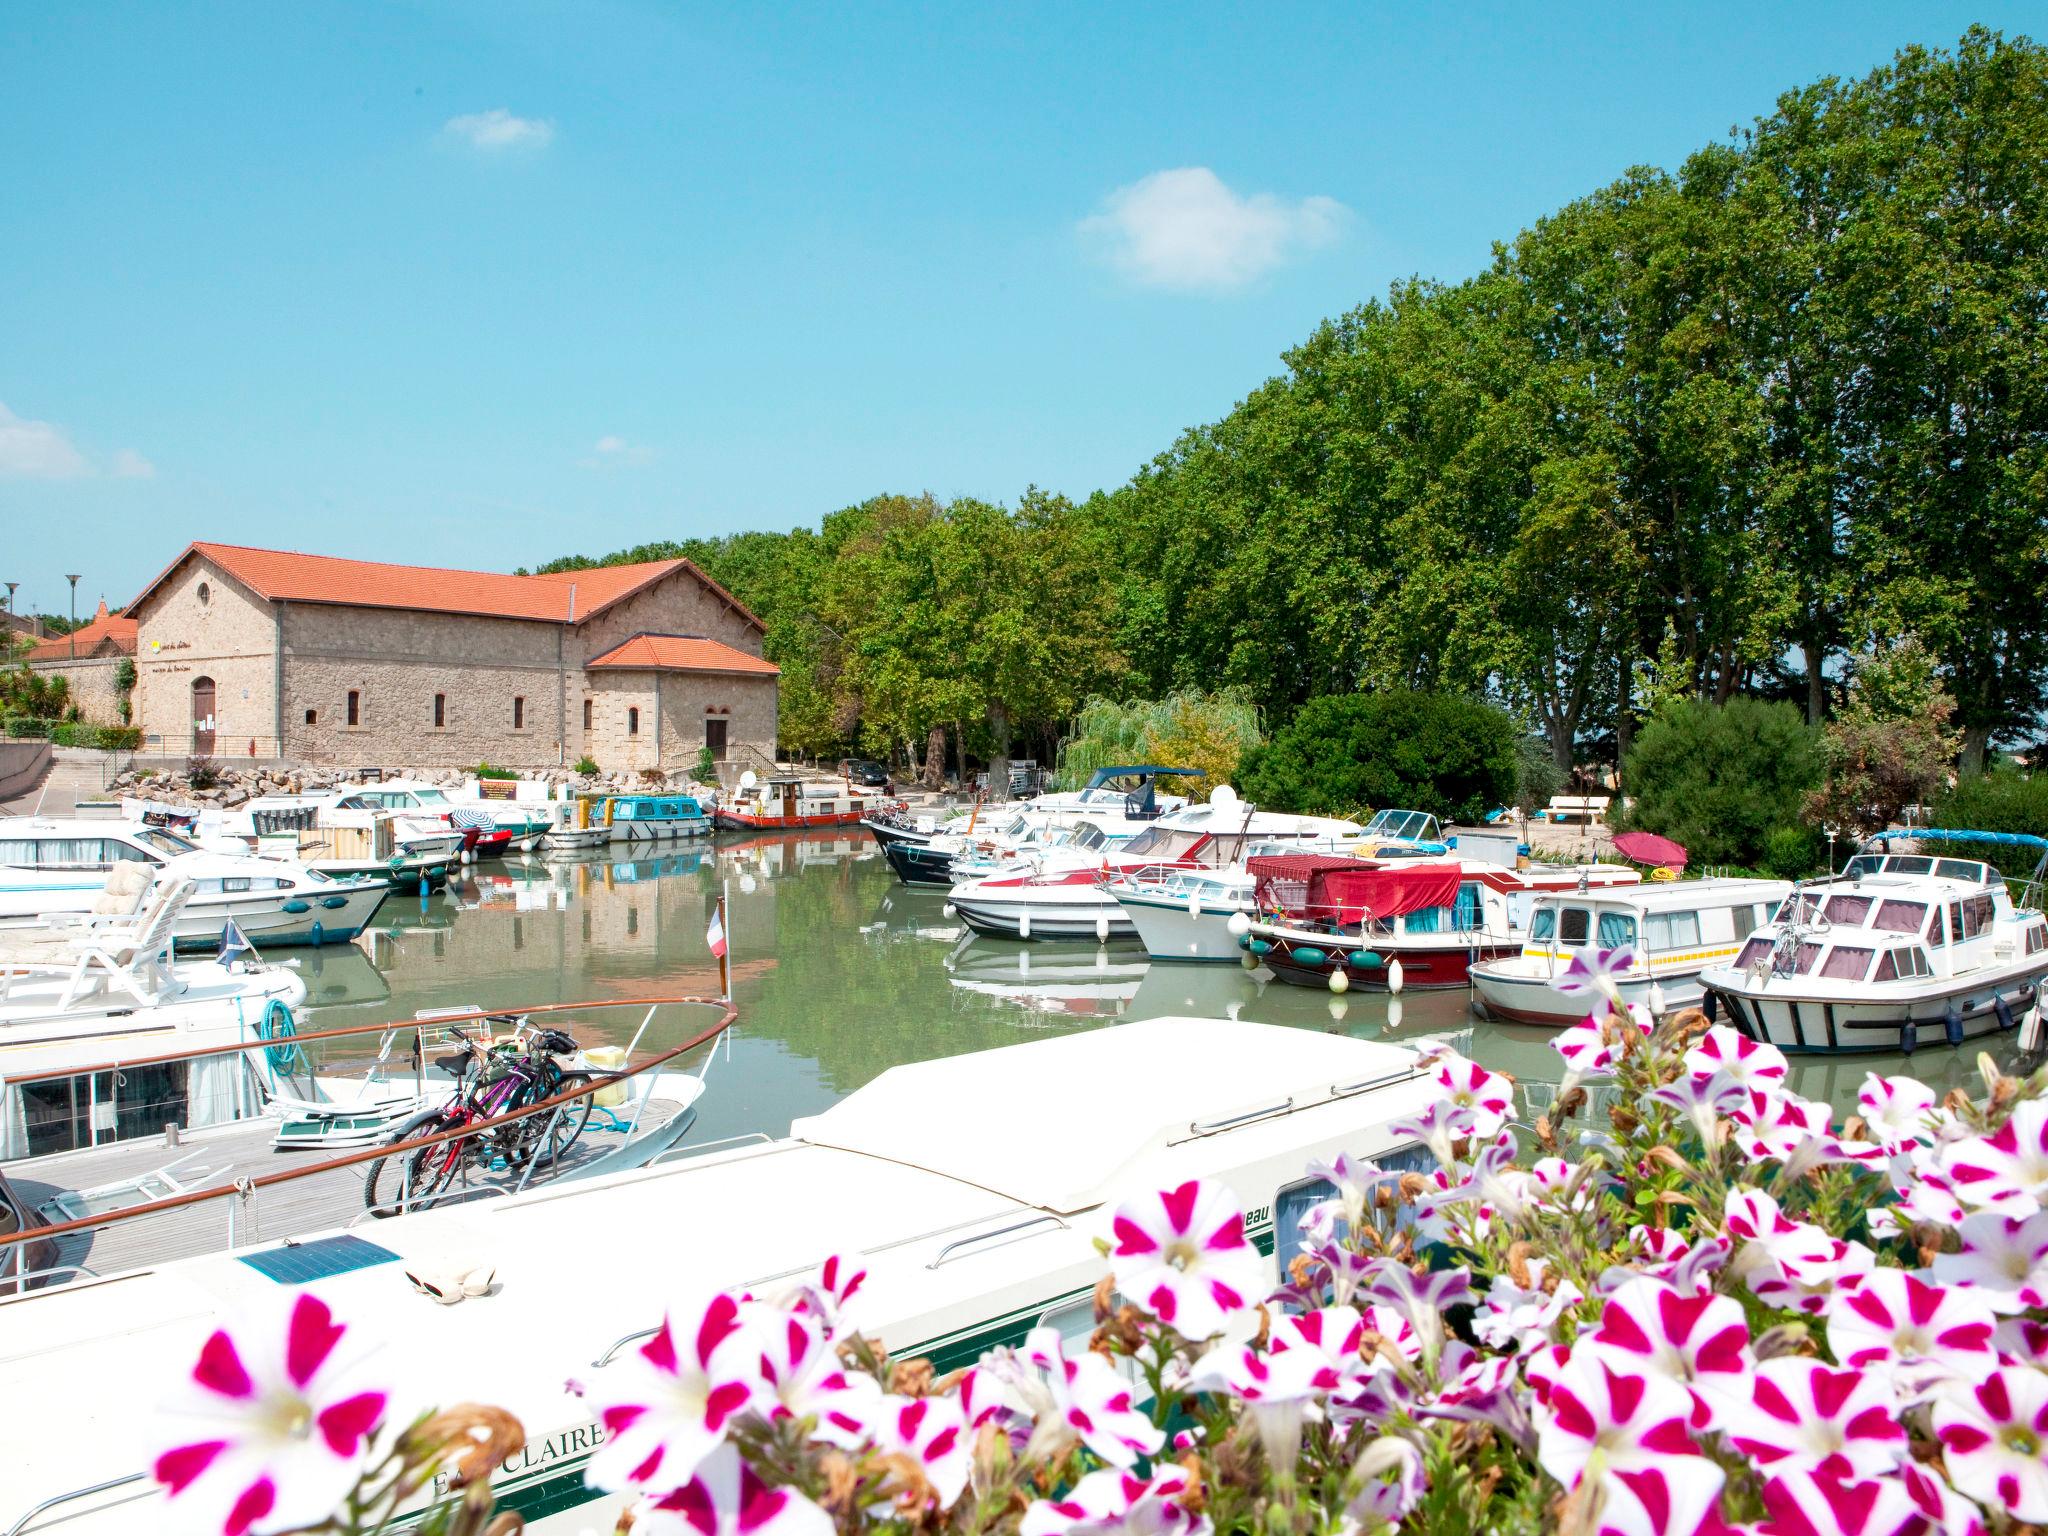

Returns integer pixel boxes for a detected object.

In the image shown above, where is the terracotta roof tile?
[20,601,137,663]
[127,542,765,631]
[585,633,781,676]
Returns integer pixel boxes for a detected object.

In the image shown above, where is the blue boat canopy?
[1081,766,1202,788]
[1865,828,2048,853]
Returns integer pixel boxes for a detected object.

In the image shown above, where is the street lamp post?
[66,574,80,659]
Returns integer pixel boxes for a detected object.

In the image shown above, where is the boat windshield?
[411,789,451,806]
[1118,827,1206,859]
[1363,809,1439,842]
[134,827,197,856]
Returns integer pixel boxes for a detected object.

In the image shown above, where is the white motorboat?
[0,817,390,949]
[0,1016,1435,1536]
[0,876,308,1162]
[948,799,1358,942]
[1700,832,2048,1054]
[1468,876,1792,1025]
[135,795,463,892]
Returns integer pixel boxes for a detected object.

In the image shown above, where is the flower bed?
[147,947,2048,1535]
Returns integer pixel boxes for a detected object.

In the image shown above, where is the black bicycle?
[363,1025,597,1216]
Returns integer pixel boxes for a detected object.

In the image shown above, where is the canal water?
[298,830,2006,1151]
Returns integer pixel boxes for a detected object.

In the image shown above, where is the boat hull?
[883,839,957,886]
[949,887,1131,941]
[1705,963,2048,1054]
[715,808,870,829]
[2,882,391,951]
[608,818,713,844]
[1254,929,1516,991]
[863,817,931,850]
[1469,961,1706,1025]
[1117,892,1248,962]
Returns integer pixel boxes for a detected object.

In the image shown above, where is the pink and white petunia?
[1723,1187,1873,1315]
[1300,1152,1395,1245]
[1856,1074,1938,1153]
[1361,1259,1474,1369]
[1623,1225,1730,1297]
[1336,1437,1424,1536]
[867,1394,969,1507]
[739,1305,876,1449]
[1945,1100,2048,1217]
[1735,1093,1887,1180]
[1389,1099,1479,1169]
[153,1292,387,1536]
[1931,1209,2048,1313]
[1584,1462,1727,1536]
[1433,1053,1516,1138]
[1825,1269,1997,1393]
[625,1444,835,1536]
[1020,1465,1210,1536]
[988,1327,1163,1469]
[1473,1260,1583,1354]
[1580,1277,1752,1430]
[784,1253,867,1338]
[1551,946,1638,1010]
[1109,1179,1264,1340]
[1684,1025,1788,1094]
[1755,1467,1929,1536]
[1648,1069,1748,1149]
[1722,1358,1908,1477]
[1550,1015,1623,1083]
[1531,1347,1704,1491]
[1266,1305,1394,1425]
[582,1291,762,1494]
[1188,1341,1331,1476]
[1932,1365,2048,1521]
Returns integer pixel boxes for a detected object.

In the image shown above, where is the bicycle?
[362,1024,597,1216]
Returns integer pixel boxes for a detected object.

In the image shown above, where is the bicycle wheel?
[534,1072,597,1169]
[363,1114,467,1217]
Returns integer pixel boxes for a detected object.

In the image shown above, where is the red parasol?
[1613,830,1688,869]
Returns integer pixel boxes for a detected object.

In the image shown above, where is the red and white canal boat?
[713,772,884,831]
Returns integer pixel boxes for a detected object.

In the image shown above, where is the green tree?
[1236,691,1518,823]
[1805,636,1962,837]
[1622,698,1822,869]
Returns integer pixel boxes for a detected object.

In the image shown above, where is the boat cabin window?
[1791,941,1823,975]
[1927,908,1946,948]
[1735,935,1773,968]
[1732,904,1761,940]
[0,836,155,869]
[1872,946,1932,982]
[1844,854,1885,878]
[1819,945,1874,981]
[2029,924,2048,957]
[1557,906,1591,946]
[1937,860,1985,884]
[1118,827,1204,859]
[133,827,196,857]
[1888,856,1934,875]
[1069,825,1107,851]
[1772,892,1827,925]
[1873,900,1927,933]
[1872,950,1898,982]
[1645,911,1701,951]
[1529,908,1556,943]
[1596,910,1637,949]
[1823,894,1872,926]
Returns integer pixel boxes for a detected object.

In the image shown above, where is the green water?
[298,830,2008,1146]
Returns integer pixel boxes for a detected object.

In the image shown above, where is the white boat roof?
[792,1017,1420,1213]
[1527,876,1791,913]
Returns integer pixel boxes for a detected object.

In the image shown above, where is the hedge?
[47,722,143,750]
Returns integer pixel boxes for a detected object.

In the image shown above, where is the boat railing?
[0,995,738,1288]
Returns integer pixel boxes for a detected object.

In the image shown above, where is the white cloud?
[0,402,91,479]
[1078,167,1346,293]
[111,448,156,479]
[593,435,627,455]
[582,434,653,468]
[443,108,555,151]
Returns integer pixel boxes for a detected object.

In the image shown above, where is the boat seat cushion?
[94,860,154,912]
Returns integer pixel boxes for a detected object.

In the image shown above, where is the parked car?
[838,758,892,788]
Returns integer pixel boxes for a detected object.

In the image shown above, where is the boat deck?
[8,1092,696,1284]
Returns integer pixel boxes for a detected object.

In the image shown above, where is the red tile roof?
[585,633,781,676]
[127,542,765,631]
[20,601,137,663]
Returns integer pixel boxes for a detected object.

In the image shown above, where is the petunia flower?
[1550,1015,1622,1084]
[1824,1269,1997,1394]
[1735,1092,1886,1180]
[1020,1465,1210,1536]
[1931,1365,2048,1521]
[1722,1357,1908,1477]
[1723,1187,1873,1315]
[1755,1466,1929,1536]
[1360,1258,1474,1371]
[1473,1259,1583,1354]
[738,1304,876,1450]
[1648,1068,1747,1150]
[1586,1462,1727,1536]
[985,1327,1163,1469]
[780,1253,867,1339]
[582,1291,762,1494]
[867,1394,969,1507]
[1684,1025,1788,1094]
[1300,1151,1396,1246]
[1268,1304,1402,1425]
[1580,1276,1752,1430]
[153,1292,387,1536]
[1389,1099,1478,1169]
[1188,1340,1330,1477]
[624,1444,835,1536]
[1532,1348,1711,1506]
[1552,946,1638,1010]
[1931,1210,2048,1313]
[1620,1225,1730,1297]
[1337,1437,1424,1536]
[1943,1100,2048,1217]
[1433,1053,1517,1138]
[1109,1179,1265,1341]
[1856,1075,1939,1153]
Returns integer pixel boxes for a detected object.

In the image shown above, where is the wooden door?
[191,676,216,755]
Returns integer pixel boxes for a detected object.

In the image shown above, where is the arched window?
[627,707,640,736]
[583,698,593,731]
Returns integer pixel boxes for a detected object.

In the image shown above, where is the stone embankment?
[106,764,700,809]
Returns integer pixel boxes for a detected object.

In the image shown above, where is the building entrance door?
[191,676,216,755]
[705,717,728,756]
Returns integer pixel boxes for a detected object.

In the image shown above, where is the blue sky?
[0,2,2033,616]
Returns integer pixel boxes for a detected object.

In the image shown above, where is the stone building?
[21,600,139,726]
[125,542,778,770]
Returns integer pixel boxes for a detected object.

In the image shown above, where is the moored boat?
[583,790,713,844]
[1700,830,2048,1055]
[715,771,882,829]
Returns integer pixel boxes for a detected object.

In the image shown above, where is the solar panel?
[238,1234,401,1285]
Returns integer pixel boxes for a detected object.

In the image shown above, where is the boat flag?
[217,919,255,968]
[706,904,727,959]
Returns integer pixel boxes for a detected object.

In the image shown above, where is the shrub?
[1805,636,1961,838]
[573,755,600,777]
[1236,689,1517,822]
[695,745,717,782]
[113,657,136,693]
[1513,732,1564,815]
[1054,688,1264,801]
[473,761,519,781]
[1938,761,2048,840]
[186,755,220,790]
[95,724,142,750]
[1621,697,1821,868]
[3,717,50,739]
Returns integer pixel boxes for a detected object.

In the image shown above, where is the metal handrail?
[5,1472,146,1536]
[926,1213,1066,1269]
[1187,1098,1294,1137]
[0,1260,100,1291]
[0,997,736,1256]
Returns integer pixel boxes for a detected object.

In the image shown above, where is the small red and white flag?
[706,905,727,959]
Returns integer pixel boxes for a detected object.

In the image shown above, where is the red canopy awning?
[1249,856,1464,922]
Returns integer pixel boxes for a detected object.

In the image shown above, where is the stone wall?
[134,556,280,758]
[26,654,128,725]
[281,604,569,768]
[658,671,777,766]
